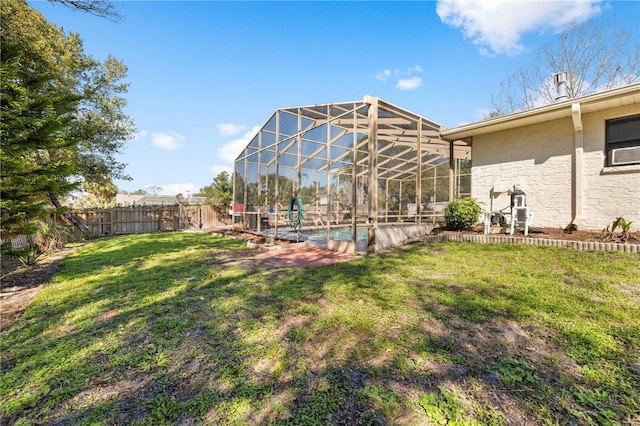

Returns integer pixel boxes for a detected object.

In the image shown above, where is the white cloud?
[396,76,423,90]
[218,138,249,162]
[133,130,148,141]
[436,0,602,56]
[376,66,425,90]
[209,164,233,176]
[161,183,198,196]
[375,69,392,82]
[217,126,261,163]
[151,131,185,150]
[217,123,247,136]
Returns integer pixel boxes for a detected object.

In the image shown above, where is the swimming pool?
[306,227,368,241]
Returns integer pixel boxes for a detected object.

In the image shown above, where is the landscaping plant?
[7,247,43,267]
[444,197,483,231]
[599,216,633,243]
[34,221,73,252]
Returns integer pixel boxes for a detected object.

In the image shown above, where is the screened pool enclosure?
[233,97,471,254]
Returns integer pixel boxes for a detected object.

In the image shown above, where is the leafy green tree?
[1,0,135,233]
[197,172,234,221]
[198,172,233,207]
[82,176,118,208]
[0,43,81,246]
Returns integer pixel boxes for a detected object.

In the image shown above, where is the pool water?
[306,227,368,241]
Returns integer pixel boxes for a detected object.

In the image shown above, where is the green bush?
[9,247,43,267]
[35,221,72,252]
[444,197,483,231]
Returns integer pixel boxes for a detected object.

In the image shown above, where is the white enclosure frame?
[233,96,471,253]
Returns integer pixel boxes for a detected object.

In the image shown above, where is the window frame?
[605,114,640,167]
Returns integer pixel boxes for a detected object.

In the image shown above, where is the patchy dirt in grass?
[2,227,635,334]
[0,231,284,333]
[206,247,273,273]
[614,282,640,304]
[1,246,82,331]
[2,230,638,424]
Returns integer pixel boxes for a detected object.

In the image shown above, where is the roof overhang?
[441,83,640,141]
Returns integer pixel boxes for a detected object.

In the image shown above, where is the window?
[606,114,640,166]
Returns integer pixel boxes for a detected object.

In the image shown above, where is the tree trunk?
[48,193,90,235]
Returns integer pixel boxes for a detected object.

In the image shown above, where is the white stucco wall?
[581,104,640,231]
[472,119,575,229]
[471,104,639,231]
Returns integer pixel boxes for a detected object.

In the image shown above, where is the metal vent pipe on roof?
[554,72,568,101]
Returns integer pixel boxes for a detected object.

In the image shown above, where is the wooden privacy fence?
[63,205,228,236]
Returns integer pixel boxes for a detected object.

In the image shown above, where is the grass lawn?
[1,232,639,425]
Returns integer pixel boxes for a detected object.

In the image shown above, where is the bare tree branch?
[46,0,122,21]
[488,16,640,116]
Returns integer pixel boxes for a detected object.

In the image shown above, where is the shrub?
[34,221,72,252]
[444,197,483,231]
[9,247,43,267]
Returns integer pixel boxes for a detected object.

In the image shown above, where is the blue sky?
[30,0,640,195]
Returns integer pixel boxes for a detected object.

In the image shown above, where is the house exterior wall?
[471,103,640,231]
[581,104,640,231]
[471,119,574,229]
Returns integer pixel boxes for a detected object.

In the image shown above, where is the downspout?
[570,102,583,228]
